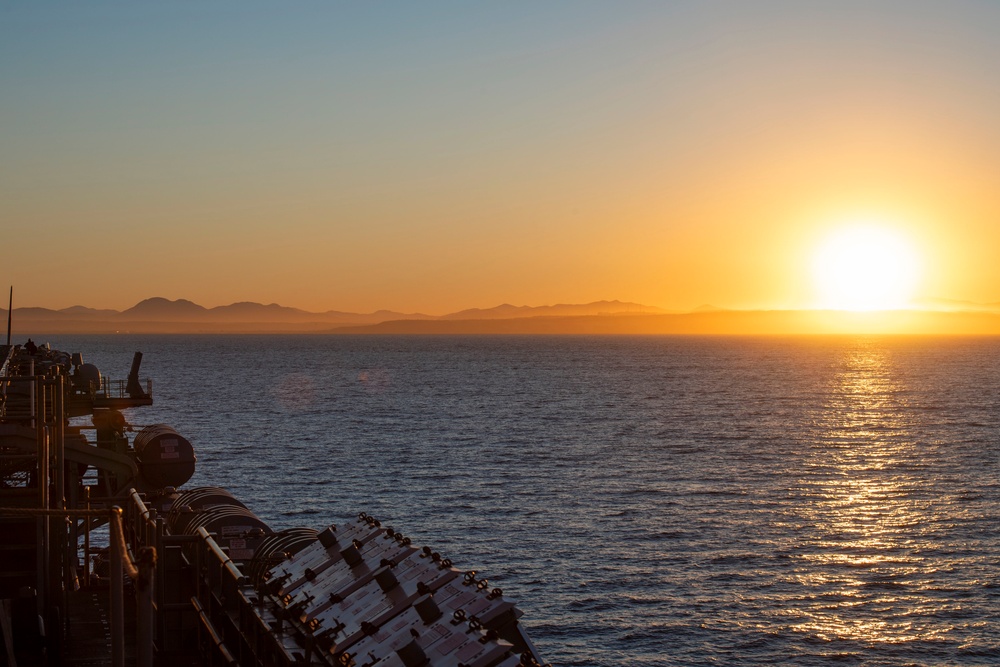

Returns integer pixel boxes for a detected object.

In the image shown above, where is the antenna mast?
[5,286,11,346]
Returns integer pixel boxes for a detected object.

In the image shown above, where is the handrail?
[115,497,156,667]
[0,344,14,377]
[190,525,247,665]
[190,596,238,666]
[0,505,154,667]
[0,345,16,417]
[109,507,140,582]
[99,376,154,401]
[0,505,119,520]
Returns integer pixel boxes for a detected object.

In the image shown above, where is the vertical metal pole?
[29,362,35,429]
[35,377,48,620]
[5,286,11,347]
[155,516,165,649]
[146,508,157,552]
[53,378,65,512]
[110,508,124,667]
[136,547,156,667]
[1,599,16,667]
[52,378,71,602]
[83,486,91,586]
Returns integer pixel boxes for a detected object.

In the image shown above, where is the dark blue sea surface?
[45,335,1000,666]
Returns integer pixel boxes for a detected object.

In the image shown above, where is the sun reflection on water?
[788,340,946,646]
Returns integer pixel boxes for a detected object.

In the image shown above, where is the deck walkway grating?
[62,587,135,667]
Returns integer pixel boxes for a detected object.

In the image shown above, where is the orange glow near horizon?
[3,5,1000,324]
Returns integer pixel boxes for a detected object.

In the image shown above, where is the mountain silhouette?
[122,298,208,319]
[441,300,667,320]
[6,298,1000,334]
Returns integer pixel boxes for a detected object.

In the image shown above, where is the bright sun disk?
[812,225,920,311]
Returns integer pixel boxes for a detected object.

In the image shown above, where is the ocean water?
[43,334,1000,666]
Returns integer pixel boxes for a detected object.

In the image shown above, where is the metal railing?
[100,377,154,401]
[0,505,154,667]
[110,505,155,667]
[191,526,244,667]
[123,489,241,666]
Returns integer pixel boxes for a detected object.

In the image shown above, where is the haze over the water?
[3,2,1000,323]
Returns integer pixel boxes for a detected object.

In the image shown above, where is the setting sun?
[812,225,921,311]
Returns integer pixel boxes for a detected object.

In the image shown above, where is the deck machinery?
[0,343,547,667]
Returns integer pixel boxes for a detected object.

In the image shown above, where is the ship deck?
[62,588,135,667]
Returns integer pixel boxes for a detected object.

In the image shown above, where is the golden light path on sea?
[789,341,946,646]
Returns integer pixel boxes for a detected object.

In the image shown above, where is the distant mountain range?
[4,298,669,334]
[116,297,435,325]
[332,308,1000,335]
[6,297,1000,335]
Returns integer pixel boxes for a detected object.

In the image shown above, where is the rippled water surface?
[46,335,1000,665]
